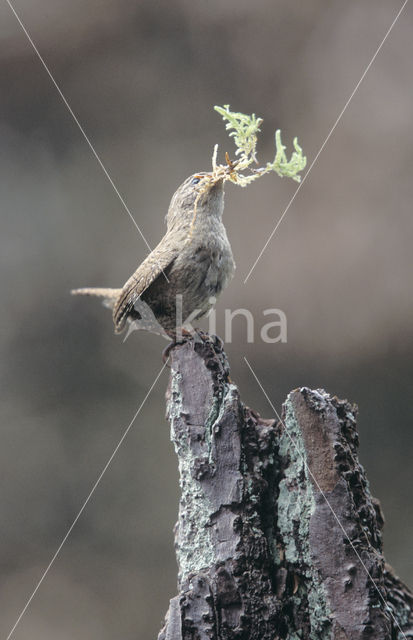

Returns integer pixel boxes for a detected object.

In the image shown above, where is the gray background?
[0,1,412,638]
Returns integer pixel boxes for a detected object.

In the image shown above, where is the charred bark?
[158,336,413,640]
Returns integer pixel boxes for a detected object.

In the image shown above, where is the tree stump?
[158,337,413,640]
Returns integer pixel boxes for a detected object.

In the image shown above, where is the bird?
[71,172,235,339]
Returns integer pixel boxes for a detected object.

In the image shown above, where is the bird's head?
[166,172,224,229]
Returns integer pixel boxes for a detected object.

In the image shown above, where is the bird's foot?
[161,329,193,366]
[161,329,226,374]
[161,341,175,366]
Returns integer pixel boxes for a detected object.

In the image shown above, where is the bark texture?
[158,337,413,640]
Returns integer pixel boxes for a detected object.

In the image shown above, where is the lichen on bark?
[277,395,331,639]
[168,369,217,580]
[158,337,413,640]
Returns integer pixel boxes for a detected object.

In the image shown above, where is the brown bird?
[71,172,235,338]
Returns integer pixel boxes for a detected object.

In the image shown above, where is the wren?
[71,172,235,336]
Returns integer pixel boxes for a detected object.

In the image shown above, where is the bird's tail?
[71,287,121,310]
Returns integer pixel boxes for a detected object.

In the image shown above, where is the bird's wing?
[113,244,178,333]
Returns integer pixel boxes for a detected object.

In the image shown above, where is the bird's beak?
[209,177,224,191]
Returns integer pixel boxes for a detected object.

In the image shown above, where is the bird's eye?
[191,177,200,185]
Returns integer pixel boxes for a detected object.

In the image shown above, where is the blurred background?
[0,0,412,637]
